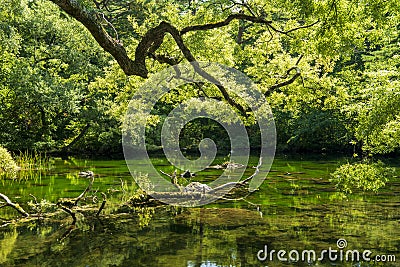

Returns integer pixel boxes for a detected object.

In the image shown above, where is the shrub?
[330,161,394,194]
[0,146,18,179]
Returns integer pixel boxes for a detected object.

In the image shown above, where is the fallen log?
[131,157,264,206]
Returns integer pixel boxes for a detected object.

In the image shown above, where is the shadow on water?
[0,156,399,266]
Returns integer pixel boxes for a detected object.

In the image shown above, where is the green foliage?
[0,0,399,156]
[336,9,400,155]
[330,161,394,194]
[0,146,18,179]
[0,0,112,152]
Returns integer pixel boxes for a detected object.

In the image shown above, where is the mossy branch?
[0,193,29,217]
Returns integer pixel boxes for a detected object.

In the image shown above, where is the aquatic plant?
[12,151,54,180]
[15,151,52,171]
[330,161,395,194]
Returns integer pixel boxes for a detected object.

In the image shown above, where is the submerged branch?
[74,175,95,206]
[59,205,77,225]
[210,157,263,193]
[143,157,264,206]
[96,192,107,216]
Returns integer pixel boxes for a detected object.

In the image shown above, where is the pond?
[0,155,399,266]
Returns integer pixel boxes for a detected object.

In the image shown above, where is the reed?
[14,151,53,180]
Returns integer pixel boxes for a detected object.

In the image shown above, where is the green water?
[0,156,399,266]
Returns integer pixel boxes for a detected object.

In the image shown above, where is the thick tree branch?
[144,21,249,115]
[148,53,180,66]
[50,0,315,83]
[50,0,147,77]
[50,0,316,115]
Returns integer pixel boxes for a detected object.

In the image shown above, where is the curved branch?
[0,193,29,217]
[49,0,315,116]
[143,21,249,116]
[74,175,95,206]
[50,0,147,77]
[285,20,320,34]
[50,0,317,82]
[180,13,272,34]
[265,55,303,96]
[59,205,77,224]
[267,67,301,93]
[268,20,319,36]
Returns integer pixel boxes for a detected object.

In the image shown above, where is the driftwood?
[210,157,262,193]
[74,174,95,206]
[0,193,29,217]
[1,158,264,226]
[56,171,107,222]
[160,157,262,194]
[57,171,96,208]
[129,158,264,206]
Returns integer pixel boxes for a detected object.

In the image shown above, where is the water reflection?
[0,156,399,266]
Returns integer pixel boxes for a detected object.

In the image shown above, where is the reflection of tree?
[0,228,18,264]
[194,208,205,267]
[0,199,399,266]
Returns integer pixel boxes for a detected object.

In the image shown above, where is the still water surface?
[0,155,399,266]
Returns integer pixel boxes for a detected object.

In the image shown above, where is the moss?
[0,146,18,179]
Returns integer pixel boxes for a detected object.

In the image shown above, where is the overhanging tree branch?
[180,13,272,34]
[50,0,147,77]
[50,0,317,79]
[49,0,316,114]
[141,21,249,115]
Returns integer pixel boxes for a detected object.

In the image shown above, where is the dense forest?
[0,1,400,265]
[0,0,398,154]
[1,0,400,185]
